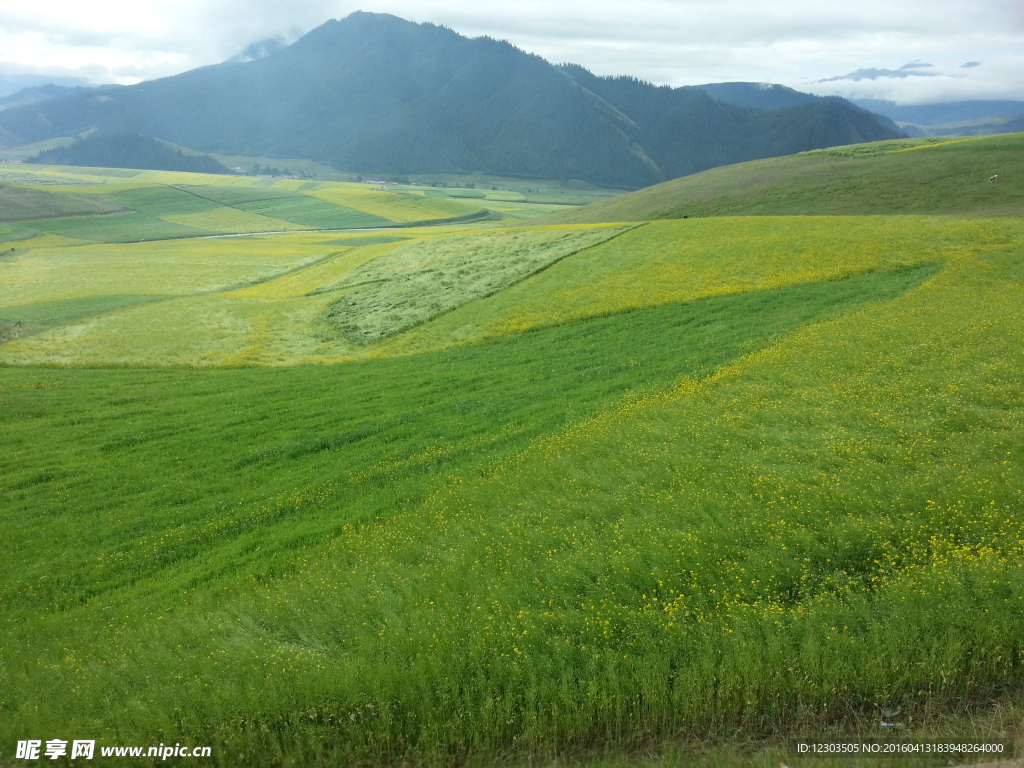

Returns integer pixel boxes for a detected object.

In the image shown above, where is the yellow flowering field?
[1,205,1021,763]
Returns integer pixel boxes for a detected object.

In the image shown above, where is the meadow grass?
[378,216,1020,355]
[0,237,409,366]
[183,185,314,206]
[3,217,1019,369]
[546,133,1024,223]
[21,212,216,243]
[0,169,99,186]
[160,208,311,234]
[189,248,1023,762]
[0,234,343,318]
[307,188,478,224]
[322,226,634,344]
[0,167,494,248]
[103,186,224,217]
[0,294,171,344]
[0,264,944,762]
[0,208,1021,765]
[0,185,126,221]
[0,230,87,249]
[49,165,143,178]
[323,236,410,247]
[797,136,968,158]
[233,197,394,229]
[0,222,43,244]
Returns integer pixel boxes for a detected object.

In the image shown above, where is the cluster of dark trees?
[31,133,230,174]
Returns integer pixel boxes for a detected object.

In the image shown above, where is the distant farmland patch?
[324,236,410,246]
[0,169,97,186]
[0,184,126,221]
[182,185,310,207]
[29,212,214,243]
[234,197,392,229]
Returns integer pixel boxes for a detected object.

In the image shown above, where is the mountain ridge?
[0,12,903,187]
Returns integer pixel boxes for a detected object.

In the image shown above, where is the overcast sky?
[1,0,1022,103]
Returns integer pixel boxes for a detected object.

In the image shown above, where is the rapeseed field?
[1,158,1022,764]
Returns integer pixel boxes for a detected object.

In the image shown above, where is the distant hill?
[542,133,1024,222]
[898,114,1024,138]
[820,61,937,82]
[0,84,96,112]
[694,82,903,133]
[556,66,903,182]
[0,13,902,189]
[224,37,289,65]
[694,82,820,110]
[0,74,93,99]
[30,133,232,174]
[852,99,1024,126]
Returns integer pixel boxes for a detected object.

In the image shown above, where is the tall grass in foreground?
[1,224,1021,764]
[199,245,1022,763]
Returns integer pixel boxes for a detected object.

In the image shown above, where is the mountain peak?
[898,60,933,70]
[0,13,903,187]
[225,36,288,64]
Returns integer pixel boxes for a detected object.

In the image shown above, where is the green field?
[0,184,125,221]
[1,148,1023,766]
[322,226,632,343]
[0,165,489,244]
[546,133,1024,224]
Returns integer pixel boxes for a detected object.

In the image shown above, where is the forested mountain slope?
[0,13,902,188]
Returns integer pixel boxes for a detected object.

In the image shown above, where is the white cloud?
[798,56,1024,104]
[0,0,1021,100]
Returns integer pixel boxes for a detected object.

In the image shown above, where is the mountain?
[0,13,902,188]
[224,37,289,65]
[852,99,1024,126]
[694,81,903,133]
[557,66,902,181]
[0,84,96,112]
[0,74,93,99]
[30,133,232,174]
[693,82,820,110]
[896,114,1024,138]
[819,61,937,82]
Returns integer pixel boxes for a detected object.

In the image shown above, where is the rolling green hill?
[544,133,1024,223]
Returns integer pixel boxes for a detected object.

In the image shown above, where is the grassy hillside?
[3,201,1024,765]
[0,217,993,367]
[0,184,126,221]
[546,134,1024,223]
